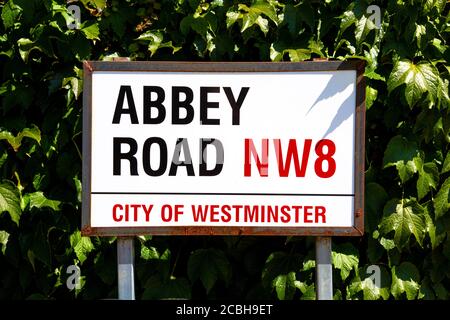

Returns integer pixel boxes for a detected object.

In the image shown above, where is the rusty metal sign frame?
[82,60,365,237]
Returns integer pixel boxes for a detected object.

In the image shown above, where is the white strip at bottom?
[90,194,354,228]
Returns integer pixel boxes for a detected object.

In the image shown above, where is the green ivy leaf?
[424,0,446,14]
[243,2,279,25]
[414,157,439,200]
[431,38,446,54]
[270,45,311,62]
[140,245,160,260]
[436,77,450,109]
[0,150,7,169]
[347,266,391,300]
[379,237,396,251]
[1,0,22,29]
[62,77,82,100]
[387,60,439,108]
[81,0,107,10]
[362,266,391,300]
[365,70,385,81]
[355,15,376,46]
[81,22,100,41]
[180,13,217,39]
[0,125,41,152]
[228,1,279,35]
[423,203,445,250]
[137,31,181,57]
[284,49,310,62]
[379,198,426,249]
[366,86,378,110]
[262,251,302,289]
[338,10,356,36]
[273,271,298,300]
[391,262,420,299]
[17,38,42,63]
[383,135,419,183]
[0,180,21,225]
[302,259,315,272]
[332,243,359,281]
[73,177,82,203]
[0,230,10,255]
[239,8,265,34]
[225,10,240,28]
[187,248,231,293]
[298,282,315,300]
[70,231,94,264]
[415,24,427,49]
[434,177,450,219]
[308,39,325,57]
[28,191,61,211]
[442,151,450,174]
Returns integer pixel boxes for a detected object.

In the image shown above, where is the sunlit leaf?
[332,243,359,281]
[355,15,376,46]
[70,231,94,264]
[434,177,450,219]
[391,262,420,299]
[339,10,356,35]
[2,0,22,29]
[442,151,450,174]
[0,125,41,151]
[81,22,100,40]
[347,266,391,300]
[273,272,298,300]
[28,191,61,211]
[424,0,446,13]
[137,31,181,56]
[0,230,10,255]
[227,1,279,35]
[17,38,42,62]
[366,86,378,110]
[0,180,21,225]
[379,198,426,248]
[387,60,439,108]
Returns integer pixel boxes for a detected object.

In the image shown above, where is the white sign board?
[82,61,365,236]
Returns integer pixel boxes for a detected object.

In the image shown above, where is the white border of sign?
[82,61,365,237]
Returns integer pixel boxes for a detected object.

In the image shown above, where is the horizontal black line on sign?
[91,192,355,197]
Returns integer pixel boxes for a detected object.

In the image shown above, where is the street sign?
[82,61,365,236]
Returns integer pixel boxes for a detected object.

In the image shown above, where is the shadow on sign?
[306,73,355,139]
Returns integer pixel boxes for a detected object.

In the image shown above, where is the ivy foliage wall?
[0,0,449,300]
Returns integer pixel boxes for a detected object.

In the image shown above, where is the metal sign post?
[104,58,136,301]
[316,237,333,300]
[117,237,135,300]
